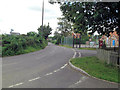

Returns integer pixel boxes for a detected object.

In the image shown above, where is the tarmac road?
[2,43,118,88]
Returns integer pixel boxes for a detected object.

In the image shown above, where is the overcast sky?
[0,0,62,36]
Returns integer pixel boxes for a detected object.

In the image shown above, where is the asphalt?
[2,43,118,88]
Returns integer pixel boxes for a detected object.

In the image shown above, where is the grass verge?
[59,45,96,50]
[2,46,44,57]
[0,46,1,56]
[23,46,42,53]
[59,45,72,48]
[78,48,96,50]
[70,56,119,83]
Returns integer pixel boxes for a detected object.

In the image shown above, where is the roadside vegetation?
[2,23,52,57]
[59,45,72,48]
[78,48,96,50]
[70,56,119,83]
[59,44,96,50]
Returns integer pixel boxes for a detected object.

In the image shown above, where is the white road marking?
[9,83,23,88]
[45,72,53,76]
[73,52,76,58]
[28,77,41,82]
[75,80,82,85]
[60,64,67,69]
[8,63,68,88]
[53,69,60,73]
[79,52,81,57]
[68,76,87,88]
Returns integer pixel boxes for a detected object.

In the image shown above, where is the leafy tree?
[57,17,72,37]
[27,31,37,37]
[38,23,52,40]
[50,1,120,56]
[53,31,62,45]
[60,2,89,35]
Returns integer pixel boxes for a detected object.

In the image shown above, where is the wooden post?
[118,32,120,66]
[118,2,120,67]
[79,34,81,48]
[73,35,74,48]
[76,35,77,48]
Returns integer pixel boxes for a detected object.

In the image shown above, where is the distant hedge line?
[2,34,48,57]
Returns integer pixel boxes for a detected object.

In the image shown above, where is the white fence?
[97,49,120,66]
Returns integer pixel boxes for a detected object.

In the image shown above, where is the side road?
[69,48,118,86]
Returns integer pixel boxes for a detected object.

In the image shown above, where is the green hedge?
[2,34,48,57]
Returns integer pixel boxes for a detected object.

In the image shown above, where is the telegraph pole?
[41,0,44,33]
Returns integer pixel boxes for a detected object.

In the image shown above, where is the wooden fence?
[97,49,120,66]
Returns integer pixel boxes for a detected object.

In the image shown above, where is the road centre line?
[60,64,67,69]
[75,80,82,85]
[8,82,23,88]
[45,72,53,76]
[53,69,60,72]
[28,77,41,82]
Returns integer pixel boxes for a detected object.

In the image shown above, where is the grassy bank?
[0,46,1,56]
[59,45,72,48]
[78,48,96,50]
[59,45,96,50]
[70,56,119,83]
[23,46,43,54]
[2,34,48,57]
[2,45,46,57]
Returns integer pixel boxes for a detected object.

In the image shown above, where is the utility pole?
[41,0,44,34]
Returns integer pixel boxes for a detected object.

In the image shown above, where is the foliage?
[52,31,63,45]
[57,17,72,37]
[2,33,48,57]
[59,2,120,36]
[37,23,52,40]
[27,31,38,37]
[71,56,119,83]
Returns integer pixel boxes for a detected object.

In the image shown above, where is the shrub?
[2,34,48,57]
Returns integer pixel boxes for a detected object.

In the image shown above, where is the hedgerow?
[2,34,48,57]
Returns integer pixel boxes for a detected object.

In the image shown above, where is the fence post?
[79,34,81,48]
[73,35,74,48]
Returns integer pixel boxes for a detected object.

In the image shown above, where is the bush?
[2,34,48,57]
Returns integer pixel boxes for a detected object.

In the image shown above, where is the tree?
[38,23,52,39]
[59,2,120,64]
[57,17,72,37]
[50,1,120,64]
[60,2,89,35]
[27,31,37,37]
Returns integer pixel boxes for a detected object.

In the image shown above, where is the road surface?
[2,43,118,88]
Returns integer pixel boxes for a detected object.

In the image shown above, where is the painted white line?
[53,69,60,73]
[73,52,76,58]
[75,80,82,85]
[60,63,68,69]
[60,66,65,69]
[9,85,14,88]
[79,52,81,57]
[15,83,23,86]
[9,83,23,88]
[45,72,53,76]
[28,77,41,82]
